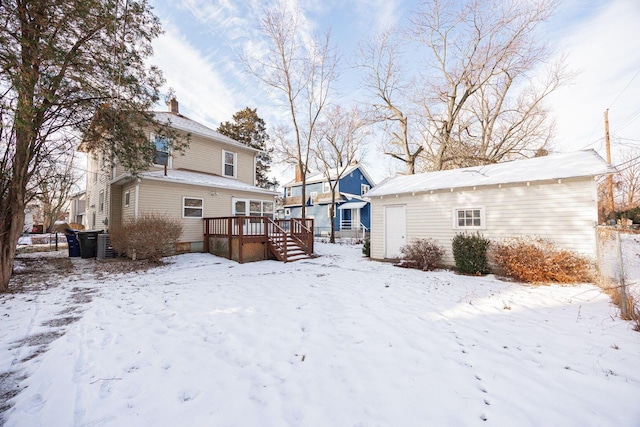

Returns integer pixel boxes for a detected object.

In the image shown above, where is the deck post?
[238,217,244,264]
[227,217,232,261]
[203,218,210,253]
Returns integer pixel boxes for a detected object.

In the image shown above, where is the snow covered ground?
[1,243,639,426]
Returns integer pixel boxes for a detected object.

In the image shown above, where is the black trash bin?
[77,231,100,258]
[64,230,81,257]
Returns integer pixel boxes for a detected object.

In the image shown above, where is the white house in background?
[366,150,615,264]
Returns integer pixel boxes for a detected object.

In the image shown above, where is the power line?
[608,68,640,108]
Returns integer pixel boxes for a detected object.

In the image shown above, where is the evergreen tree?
[217,108,278,189]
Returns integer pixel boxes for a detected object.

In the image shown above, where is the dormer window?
[361,184,370,195]
[223,150,237,178]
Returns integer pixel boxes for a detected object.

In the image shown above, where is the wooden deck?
[203,217,314,263]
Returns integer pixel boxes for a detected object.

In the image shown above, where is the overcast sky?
[147,0,640,184]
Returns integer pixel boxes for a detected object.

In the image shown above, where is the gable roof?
[283,164,376,187]
[152,112,261,154]
[130,169,278,196]
[366,150,615,198]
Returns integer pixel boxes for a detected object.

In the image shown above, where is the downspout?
[134,178,140,220]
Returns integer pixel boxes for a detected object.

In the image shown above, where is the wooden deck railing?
[203,216,314,263]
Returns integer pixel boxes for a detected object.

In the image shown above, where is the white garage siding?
[370,177,599,265]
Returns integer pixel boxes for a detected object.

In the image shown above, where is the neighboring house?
[82,99,279,252]
[366,150,615,264]
[68,190,86,228]
[281,163,375,237]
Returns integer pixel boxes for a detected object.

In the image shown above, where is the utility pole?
[604,109,615,223]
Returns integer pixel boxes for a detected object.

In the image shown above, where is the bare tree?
[32,149,81,232]
[410,0,566,170]
[614,148,640,211]
[313,105,368,242]
[243,1,338,217]
[356,30,423,174]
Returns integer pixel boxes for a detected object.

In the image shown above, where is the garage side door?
[384,205,406,258]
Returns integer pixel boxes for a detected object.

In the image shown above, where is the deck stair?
[266,219,313,262]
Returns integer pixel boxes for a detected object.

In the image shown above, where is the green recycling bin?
[77,231,100,258]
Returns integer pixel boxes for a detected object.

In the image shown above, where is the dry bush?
[110,213,182,263]
[399,238,444,271]
[490,237,592,284]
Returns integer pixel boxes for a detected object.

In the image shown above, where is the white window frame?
[322,181,331,193]
[222,150,237,178]
[327,205,336,218]
[310,191,318,200]
[151,133,170,167]
[361,184,370,195]
[284,208,291,216]
[183,197,204,218]
[285,187,292,198]
[124,191,130,207]
[453,207,486,230]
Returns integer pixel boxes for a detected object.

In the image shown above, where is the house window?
[124,191,130,207]
[361,184,370,195]
[323,181,331,193]
[153,134,169,166]
[310,191,318,200]
[285,187,292,198]
[98,190,104,213]
[223,150,237,178]
[92,212,96,228]
[233,198,275,219]
[183,197,204,218]
[284,208,291,216]
[327,205,336,218]
[454,207,485,229]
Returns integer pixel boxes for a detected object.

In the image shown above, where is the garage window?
[453,207,485,229]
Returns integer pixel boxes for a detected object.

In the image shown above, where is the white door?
[384,205,406,258]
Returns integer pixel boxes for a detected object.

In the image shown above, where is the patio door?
[384,205,406,258]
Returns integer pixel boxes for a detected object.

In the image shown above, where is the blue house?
[281,163,375,237]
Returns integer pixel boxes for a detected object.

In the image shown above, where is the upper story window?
[285,187,292,198]
[152,134,169,166]
[323,181,331,193]
[453,207,485,229]
[124,191,130,207]
[223,150,237,178]
[361,184,370,195]
[98,190,104,213]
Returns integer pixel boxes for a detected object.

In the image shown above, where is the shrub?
[490,237,592,283]
[362,236,370,257]
[399,238,444,271]
[110,213,182,263]
[452,233,490,275]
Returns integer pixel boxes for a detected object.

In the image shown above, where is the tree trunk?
[0,194,26,292]
[330,188,336,243]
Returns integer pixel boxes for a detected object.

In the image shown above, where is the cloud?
[151,22,243,126]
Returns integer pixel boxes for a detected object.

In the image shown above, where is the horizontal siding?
[371,178,599,264]
[171,133,256,185]
[138,180,275,243]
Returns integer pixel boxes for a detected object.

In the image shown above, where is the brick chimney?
[168,98,179,114]
[295,164,303,183]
